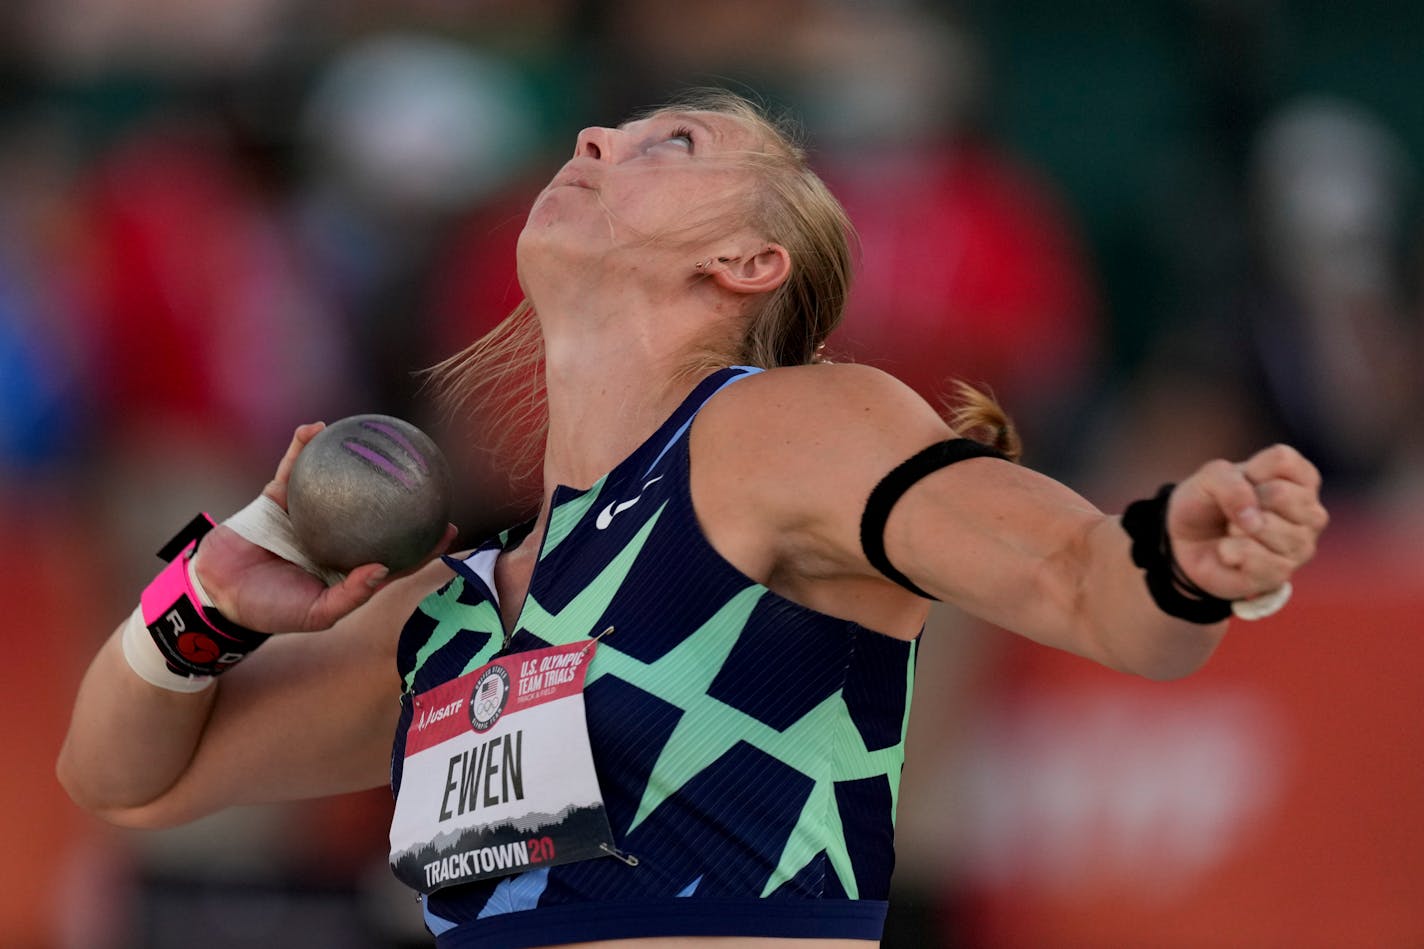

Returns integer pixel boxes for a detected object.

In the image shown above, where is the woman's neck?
[522,260,740,498]
[537,313,712,496]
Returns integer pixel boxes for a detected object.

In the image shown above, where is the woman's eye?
[666,127,695,149]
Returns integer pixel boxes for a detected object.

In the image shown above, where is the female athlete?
[59,90,1327,949]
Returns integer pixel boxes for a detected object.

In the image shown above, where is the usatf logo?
[469,664,511,733]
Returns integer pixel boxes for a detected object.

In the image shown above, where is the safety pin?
[598,841,639,866]
[579,626,615,658]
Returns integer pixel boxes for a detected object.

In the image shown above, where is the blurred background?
[4,0,1422,946]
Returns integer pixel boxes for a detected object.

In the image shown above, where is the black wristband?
[1120,484,1232,624]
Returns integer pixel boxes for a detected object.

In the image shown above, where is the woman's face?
[519,110,766,272]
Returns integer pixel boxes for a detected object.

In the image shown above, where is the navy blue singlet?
[391,366,918,948]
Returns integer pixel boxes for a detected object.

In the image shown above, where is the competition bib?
[389,640,616,894]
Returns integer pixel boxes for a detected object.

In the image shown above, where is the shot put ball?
[286,414,452,573]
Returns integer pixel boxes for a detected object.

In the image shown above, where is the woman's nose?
[575,126,617,161]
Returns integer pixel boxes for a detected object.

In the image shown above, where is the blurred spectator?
[85,109,356,452]
[19,0,296,79]
[786,4,1101,477]
[1088,96,1420,509]
[74,101,364,614]
[592,0,814,117]
[296,32,542,417]
[301,34,539,218]
[1243,98,1418,495]
[0,111,94,478]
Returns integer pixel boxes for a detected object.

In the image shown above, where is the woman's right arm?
[56,424,455,829]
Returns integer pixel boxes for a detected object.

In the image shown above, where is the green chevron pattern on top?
[542,477,608,556]
[403,475,915,903]
[401,577,502,692]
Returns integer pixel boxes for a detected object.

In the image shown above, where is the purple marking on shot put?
[360,420,430,474]
[342,439,416,489]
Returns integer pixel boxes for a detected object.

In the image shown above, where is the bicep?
[703,366,1201,671]
[709,365,1108,651]
[879,458,1107,654]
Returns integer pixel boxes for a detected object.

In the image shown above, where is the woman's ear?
[705,244,791,296]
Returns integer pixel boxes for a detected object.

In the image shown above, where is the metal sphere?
[287,414,452,573]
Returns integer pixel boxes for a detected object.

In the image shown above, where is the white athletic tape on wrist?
[1232,581,1293,621]
[120,605,215,693]
[224,495,346,587]
[187,553,216,607]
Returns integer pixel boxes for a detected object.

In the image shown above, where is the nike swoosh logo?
[595,476,665,530]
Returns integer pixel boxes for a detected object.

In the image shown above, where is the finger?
[1182,459,1265,536]
[1214,535,1298,593]
[437,522,459,555]
[1240,443,1322,491]
[266,422,326,507]
[427,521,461,564]
[304,562,388,629]
[305,524,458,626]
[1188,534,1296,598]
[1239,510,1319,563]
[1254,479,1331,533]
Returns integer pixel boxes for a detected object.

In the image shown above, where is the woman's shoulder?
[687,363,954,624]
[702,362,948,450]
[743,360,918,395]
[690,362,955,537]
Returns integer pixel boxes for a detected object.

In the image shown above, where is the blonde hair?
[945,380,1022,463]
[426,89,1017,482]
[427,299,545,487]
[633,89,855,369]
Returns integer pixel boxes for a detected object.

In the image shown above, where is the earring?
[695,258,714,271]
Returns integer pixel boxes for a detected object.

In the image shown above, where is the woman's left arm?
[881,442,1326,679]
[704,364,1328,680]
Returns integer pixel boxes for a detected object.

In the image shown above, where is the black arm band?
[860,438,1007,599]
[1120,484,1233,624]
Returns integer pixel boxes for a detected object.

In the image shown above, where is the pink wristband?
[138,514,268,679]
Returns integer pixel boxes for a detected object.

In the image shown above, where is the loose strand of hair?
[945,380,1023,463]
[420,300,549,487]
